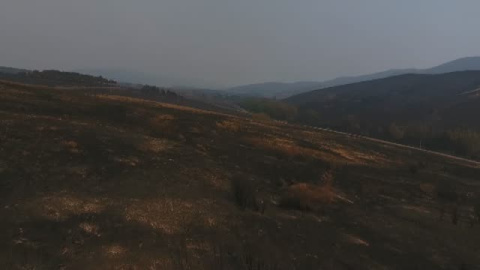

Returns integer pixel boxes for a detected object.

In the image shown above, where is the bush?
[279,182,335,211]
[451,205,459,225]
[216,120,241,132]
[436,181,458,203]
[409,164,419,175]
[279,193,311,211]
[232,178,259,211]
[252,113,271,122]
[475,197,480,222]
[388,123,405,140]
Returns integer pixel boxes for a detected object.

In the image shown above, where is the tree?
[446,129,480,158]
[388,123,405,140]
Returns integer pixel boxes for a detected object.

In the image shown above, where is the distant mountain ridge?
[322,56,480,88]
[228,56,480,98]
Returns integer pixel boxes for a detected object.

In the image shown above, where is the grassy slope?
[1,81,479,269]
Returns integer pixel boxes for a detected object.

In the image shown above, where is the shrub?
[409,164,419,175]
[419,183,435,197]
[320,170,334,186]
[409,161,427,175]
[475,197,480,223]
[232,178,259,211]
[451,205,459,225]
[216,120,240,132]
[388,123,405,140]
[279,191,311,211]
[252,113,271,122]
[436,181,458,203]
[148,114,177,139]
[279,181,336,211]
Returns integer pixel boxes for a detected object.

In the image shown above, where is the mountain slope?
[427,56,480,74]
[229,56,480,98]
[286,71,480,158]
[288,71,480,103]
[319,68,417,89]
[1,81,479,269]
[287,71,480,127]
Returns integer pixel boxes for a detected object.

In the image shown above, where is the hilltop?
[1,80,479,269]
[0,68,116,87]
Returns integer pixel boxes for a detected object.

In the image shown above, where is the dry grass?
[216,120,241,132]
[26,194,109,221]
[136,137,173,153]
[245,136,319,159]
[279,182,336,211]
[251,113,271,122]
[2,81,480,269]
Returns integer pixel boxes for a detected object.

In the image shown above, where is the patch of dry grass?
[123,198,221,235]
[279,182,336,211]
[136,137,173,153]
[26,194,109,221]
[216,120,241,132]
[246,136,316,158]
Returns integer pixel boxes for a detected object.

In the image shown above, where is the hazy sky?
[2,0,480,88]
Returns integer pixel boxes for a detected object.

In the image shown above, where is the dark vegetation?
[140,85,178,98]
[240,98,298,121]
[0,69,116,86]
[238,98,322,126]
[282,71,480,160]
[0,66,29,74]
[231,177,263,212]
[1,80,480,269]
